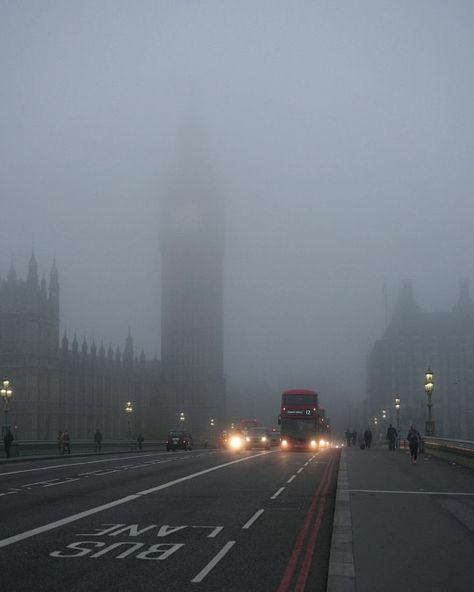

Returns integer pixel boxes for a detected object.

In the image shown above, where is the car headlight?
[319,439,326,447]
[310,440,317,448]
[261,436,267,442]
[230,436,243,449]
[246,437,251,442]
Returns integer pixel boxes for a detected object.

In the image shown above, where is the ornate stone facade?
[366,279,474,439]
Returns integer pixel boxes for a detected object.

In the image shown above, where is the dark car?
[166,430,193,451]
[245,427,271,450]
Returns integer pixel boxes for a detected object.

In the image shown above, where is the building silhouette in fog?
[0,253,159,440]
[0,143,226,440]
[366,279,474,439]
[156,141,226,436]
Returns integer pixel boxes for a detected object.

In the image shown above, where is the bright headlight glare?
[230,436,242,449]
[246,437,251,442]
[261,436,267,442]
[281,439,288,447]
[310,440,317,447]
[319,439,326,447]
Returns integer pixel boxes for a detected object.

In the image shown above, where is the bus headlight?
[246,437,251,442]
[230,436,243,449]
[310,440,317,448]
[281,439,288,447]
[319,439,326,447]
[261,436,267,442]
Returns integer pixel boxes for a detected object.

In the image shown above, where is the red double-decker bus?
[279,388,326,451]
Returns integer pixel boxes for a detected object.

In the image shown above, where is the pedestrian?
[137,433,144,451]
[363,427,372,449]
[406,424,421,464]
[57,430,63,453]
[345,428,352,447]
[3,429,14,458]
[352,430,357,446]
[61,430,71,455]
[94,429,103,453]
[386,423,397,451]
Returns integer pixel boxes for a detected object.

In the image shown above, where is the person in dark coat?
[386,424,397,451]
[94,430,103,452]
[137,433,144,451]
[3,429,14,458]
[345,428,352,447]
[407,425,421,463]
[61,430,71,455]
[363,427,372,449]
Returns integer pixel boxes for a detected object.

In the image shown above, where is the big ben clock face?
[170,202,203,233]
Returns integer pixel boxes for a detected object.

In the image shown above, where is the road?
[0,447,340,592]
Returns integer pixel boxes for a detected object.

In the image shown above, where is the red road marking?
[277,452,337,592]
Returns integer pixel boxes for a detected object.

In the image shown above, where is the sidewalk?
[328,445,474,592]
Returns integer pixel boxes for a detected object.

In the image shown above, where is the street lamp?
[1,379,13,436]
[125,401,134,450]
[424,368,435,436]
[394,397,401,431]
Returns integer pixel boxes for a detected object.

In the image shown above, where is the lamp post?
[1,379,13,437]
[424,368,435,436]
[125,401,134,450]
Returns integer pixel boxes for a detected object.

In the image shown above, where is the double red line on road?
[277,451,338,592]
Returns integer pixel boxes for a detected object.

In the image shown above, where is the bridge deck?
[329,445,474,592]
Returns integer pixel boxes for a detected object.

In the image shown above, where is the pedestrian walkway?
[328,445,474,592]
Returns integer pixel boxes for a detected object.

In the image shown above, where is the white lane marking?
[304,462,309,466]
[296,467,304,474]
[271,487,285,500]
[94,470,121,475]
[192,526,223,538]
[43,478,81,487]
[349,489,474,496]
[242,509,264,530]
[0,451,272,549]
[0,452,176,477]
[191,541,235,583]
[286,475,296,484]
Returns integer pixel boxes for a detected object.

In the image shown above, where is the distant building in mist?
[155,143,226,437]
[0,253,159,440]
[366,279,474,439]
[0,146,226,440]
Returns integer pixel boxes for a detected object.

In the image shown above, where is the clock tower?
[159,146,226,437]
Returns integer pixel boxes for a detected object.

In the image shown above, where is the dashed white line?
[191,541,235,583]
[271,487,285,499]
[297,467,304,474]
[242,509,264,530]
[286,475,297,484]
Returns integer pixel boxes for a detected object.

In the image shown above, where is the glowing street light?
[125,401,134,450]
[1,379,13,436]
[394,397,401,431]
[424,368,435,436]
[179,412,185,423]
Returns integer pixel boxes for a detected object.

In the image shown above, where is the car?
[166,430,193,451]
[245,427,272,450]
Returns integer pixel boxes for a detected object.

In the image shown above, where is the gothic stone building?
[366,279,474,440]
[0,254,160,440]
[0,149,226,441]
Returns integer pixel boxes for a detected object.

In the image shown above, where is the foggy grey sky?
[1,1,473,406]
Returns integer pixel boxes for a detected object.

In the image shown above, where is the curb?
[326,448,356,592]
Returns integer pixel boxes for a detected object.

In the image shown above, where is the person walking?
[61,430,71,455]
[94,429,103,453]
[3,429,14,458]
[386,424,397,451]
[363,427,372,449]
[407,424,421,463]
[137,433,144,451]
[57,430,63,453]
[345,428,352,447]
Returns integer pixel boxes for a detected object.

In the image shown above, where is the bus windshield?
[281,418,318,437]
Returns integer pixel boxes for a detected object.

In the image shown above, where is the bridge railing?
[400,437,474,468]
[7,440,167,458]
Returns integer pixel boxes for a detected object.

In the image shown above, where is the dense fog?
[1,1,473,433]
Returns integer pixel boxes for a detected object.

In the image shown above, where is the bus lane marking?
[271,487,285,500]
[0,451,272,549]
[191,541,236,583]
[286,475,296,484]
[192,526,223,538]
[242,509,264,530]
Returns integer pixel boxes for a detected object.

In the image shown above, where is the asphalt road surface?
[0,447,340,592]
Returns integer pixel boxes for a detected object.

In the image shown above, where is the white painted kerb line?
[0,452,271,549]
[242,509,264,530]
[270,487,285,499]
[191,541,235,583]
